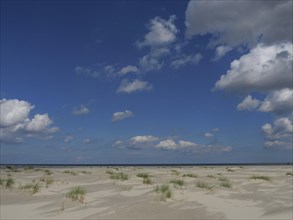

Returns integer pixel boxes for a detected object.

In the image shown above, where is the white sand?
[0,165,292,219]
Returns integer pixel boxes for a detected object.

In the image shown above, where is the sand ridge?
[0,165,292,219]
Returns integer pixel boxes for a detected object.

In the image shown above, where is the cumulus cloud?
[213,45,232,61]
[258,89,293,114]
[155,139,177,150]
[75,66,100,78]
[262,117,292,149]
[130,135,158,144]
[64,135,74,143]
[137,15,178,48]
[204,133,214,138]
[117,79,153,94]
[237,95,261,111]
[214,43,292,93]
[83,138,92,144]
[118,65,139,75]
[139,47,170,72]
[171,53,202,69]
[112,110,134,122]
[0,99,34,127]
[0,99,58,144]
[72,105,90,115]
[155,139,231,153]
[185,0,292,47]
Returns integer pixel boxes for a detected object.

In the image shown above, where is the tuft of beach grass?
[170,179,185,189]
[19,182,41,194]
[196,181,213,190]
[155,184,172,202]
[110,172,128,181]
[250,175,271,181]
[66,186,86,203]
[183,173,198,178]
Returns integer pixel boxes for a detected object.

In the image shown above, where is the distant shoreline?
[1,162,292,167]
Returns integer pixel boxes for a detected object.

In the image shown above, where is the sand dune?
[0,166,292,219]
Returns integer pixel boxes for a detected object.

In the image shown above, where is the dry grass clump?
[40,176,54,188]
[196,181,213,190]
[66,186,86,203]
[218,176,229,182]
[44,169,53,175]
[0,177,15,190]
[19,182,41,194]
[250,175,271,181]
[286,172,293,176]
[170,179,185,189]
[183,173,198,178]
[137,173,152,185]
[207,174,216,179]
[220,181,232,188]
[63,170,77,176]
[155,184,172,202]
[170,169,180,176]
[110,172,128,181]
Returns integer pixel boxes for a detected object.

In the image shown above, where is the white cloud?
[137,15,178,48]
[139,47,170,72]
[83,138,92,144]
[237,95,261,111]
[64,135,74,143]
[171,53,202,69]
[212,128,220,132]
[118,65,139,75]
[204,133,214,138]
[214,43,293,93]
[258,88,293,114]
[178,140,198,148]
[75,66,100,78]
[262,117,292,149]
[117,79,152,94]
[213,45,232,61]
[130,135,158,145]
[0,99,34,127]
[116,135,232,153]
[0,98,58,144]
[72,105,90,115]
[112,110,134,122]
[155,139,177,150]
[185,0,292,47]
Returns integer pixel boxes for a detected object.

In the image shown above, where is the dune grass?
[44,169,53,175]
[66,186,86,203]
[137,173,150,178]
[137,173,152,185]
[196,181,213,190]
[218,176,229,182]
[19,182,41,194]
[40,176,54,188]
[0,177,15,190]
[110,172,128,181]
[63,170,77,176]
[183,173,198,178]
[170,169,180,176]
[286,172,293,176]
[105,170,114,175]
[220,181,232,188]
[155,184,172,202]
[170,179,185,189]
[250,175,271,181]
[207,174,216,179]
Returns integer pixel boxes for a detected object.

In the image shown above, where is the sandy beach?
[0,165,292,219]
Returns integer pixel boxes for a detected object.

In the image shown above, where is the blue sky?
[0,0,292,164]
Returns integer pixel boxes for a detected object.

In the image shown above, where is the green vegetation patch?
[196,181,213,190]
[250,175,271,181]
[66,186,86,203]
[183,173,198,178]
[110,172,128,181]
[170,179,185,188]
[155,184,172,202]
